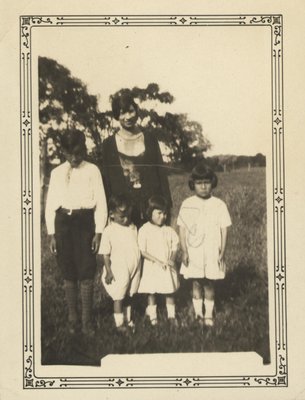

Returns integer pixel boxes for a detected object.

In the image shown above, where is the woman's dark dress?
[101,132,172,227]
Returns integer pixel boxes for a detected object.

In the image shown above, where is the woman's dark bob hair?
[189,161,218,190]
[111,89,139,121]
[61,129,87,154]
[146,195,169,221]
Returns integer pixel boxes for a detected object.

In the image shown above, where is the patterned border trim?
[20,14,286,389]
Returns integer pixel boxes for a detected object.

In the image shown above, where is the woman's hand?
[49,235,57,255]
[91,233,102,254]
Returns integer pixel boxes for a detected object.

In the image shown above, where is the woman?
[102,90,172,227]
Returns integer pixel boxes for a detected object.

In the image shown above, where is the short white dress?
[137,222,180,294]
[177,195,231,280]
[99,222,141,301]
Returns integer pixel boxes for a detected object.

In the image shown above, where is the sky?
[33,26,271,156]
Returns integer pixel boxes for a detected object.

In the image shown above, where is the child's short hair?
[189,161,218,190]
[111,89,139,121]
[108,194,132,214]
[61,129,86,154]
[146,195,169,221]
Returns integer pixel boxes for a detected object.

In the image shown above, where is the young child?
[45,129,108,336]
[177,161,231,326]
[137,195,179,325]
[99,194,141,331]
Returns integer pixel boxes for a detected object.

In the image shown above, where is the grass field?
[41,167,269,365]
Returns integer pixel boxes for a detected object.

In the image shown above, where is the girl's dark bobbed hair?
[188,161,218,190]
[110,89,139,121]
[108,193,132,214]
[61,129,86,154]
[146,195,169,221]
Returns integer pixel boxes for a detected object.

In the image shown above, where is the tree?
[206,154,266,172]
[39,56,107,164]
[253,153,266,167]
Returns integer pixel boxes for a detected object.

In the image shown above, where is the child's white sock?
[166,303,176,319]
[146,304,157,322]
[192,298,203,318]
[124,305,132,323]
[114,312,124,327]
[204,299,215,319]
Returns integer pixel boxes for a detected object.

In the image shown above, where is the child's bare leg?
[166,294,176,320]
[203,279,215,326]
[203,279,215,301]
[113,299,124,328]
[148,294,156,305]
[123,296,134,327]
[146,294,157,325]
[114,299,123,313]
[192,280,203,318]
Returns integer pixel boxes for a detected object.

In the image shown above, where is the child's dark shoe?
[127,320,136,333]
[168,318,179,328]
[150,318,158,326]
[68,322,77,335]
[195,315,205,327]
[116,325,128,333]
[67,318,79,335]
[82,321,95,337]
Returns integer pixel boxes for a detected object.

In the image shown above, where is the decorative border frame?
[20,14,286,389]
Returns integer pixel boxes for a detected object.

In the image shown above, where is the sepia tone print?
[20,14,286,389]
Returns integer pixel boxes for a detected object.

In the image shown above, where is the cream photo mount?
[20,14,286,389]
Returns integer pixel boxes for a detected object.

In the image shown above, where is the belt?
[57,207,94,216]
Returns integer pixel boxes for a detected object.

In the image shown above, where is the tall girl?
[177,161,231,326]
[137,195,179,325]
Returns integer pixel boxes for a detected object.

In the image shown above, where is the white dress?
[137,222,180,294]
[177,195,231,280]
[99,222,141,301]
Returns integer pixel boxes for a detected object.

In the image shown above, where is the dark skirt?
[55,209,96,281]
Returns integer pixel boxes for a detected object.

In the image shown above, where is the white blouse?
[45,161,108,235]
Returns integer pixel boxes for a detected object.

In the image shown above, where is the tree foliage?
[39,57,211,176]
[39,56,107,169]
[205,153,266,172]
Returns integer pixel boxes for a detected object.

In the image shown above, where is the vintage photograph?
[35,23,272,368]
[6,0,305,394]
